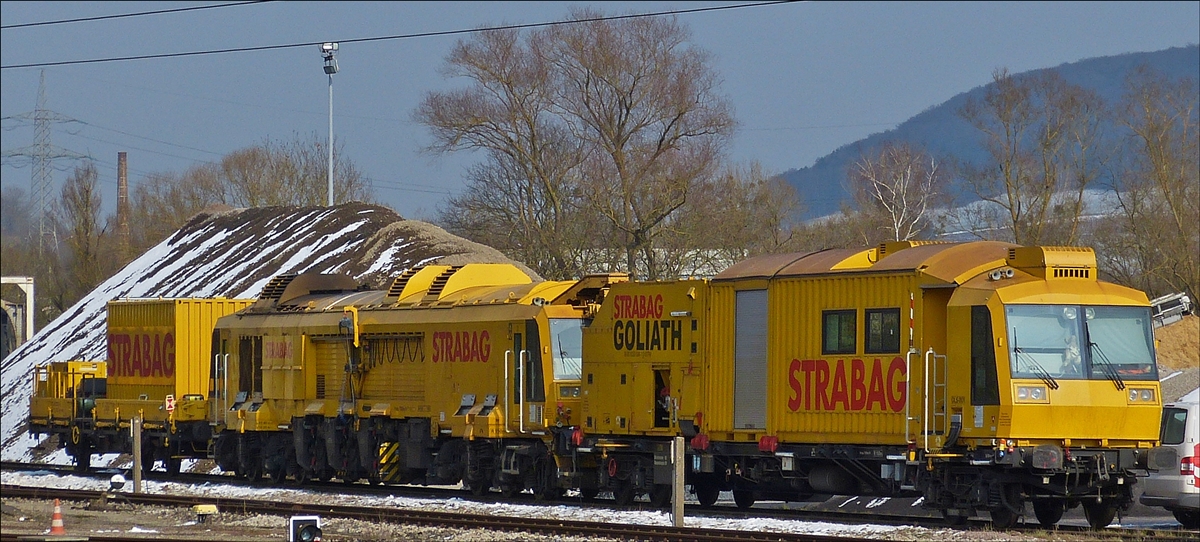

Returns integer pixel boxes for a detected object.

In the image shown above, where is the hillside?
[0,203,536,460]
[779,45,1200,219]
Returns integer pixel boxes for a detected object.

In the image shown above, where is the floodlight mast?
[321,43,339,206]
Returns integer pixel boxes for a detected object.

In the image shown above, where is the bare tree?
[418,9,736,280]
[550,9,735,279]
[958,69,1106,245]
[49,162,112,313]
[847,142,949,242]
[1102,65,1199,299]
[418,27,590,280]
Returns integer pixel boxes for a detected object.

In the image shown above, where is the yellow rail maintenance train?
[573,240,1160,529]
[28,241,1161,529]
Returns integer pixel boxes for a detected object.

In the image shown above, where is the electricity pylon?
[2,70,88,253]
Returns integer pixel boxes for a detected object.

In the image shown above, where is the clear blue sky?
[2,1,1198,221]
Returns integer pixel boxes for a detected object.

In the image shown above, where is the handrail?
[923,348,932,452]
[223,354,230,421]
[518,350,528,434]
[923,347,948,452]
[504,349,512,433]
[905,347,920,445]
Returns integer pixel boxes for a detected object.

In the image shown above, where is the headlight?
[1127,388,1156,403]
[1015,385,1049,403]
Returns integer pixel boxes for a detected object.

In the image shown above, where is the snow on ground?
[0,470,936,539]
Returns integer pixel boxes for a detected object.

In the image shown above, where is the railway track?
[3,461,1195,541]
[1,484,881,542]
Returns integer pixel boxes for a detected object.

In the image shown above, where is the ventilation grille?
[1052,267,1090,279]
[259,274,298,302]
[316,374,326,399]
[386,267,421,298]
[424,266,463,300]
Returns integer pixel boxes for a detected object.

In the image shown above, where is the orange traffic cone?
[49,498,66,535]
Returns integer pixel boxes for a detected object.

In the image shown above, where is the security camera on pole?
[320,42,339,207]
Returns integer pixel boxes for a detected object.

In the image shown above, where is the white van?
[1141,392,1200,529]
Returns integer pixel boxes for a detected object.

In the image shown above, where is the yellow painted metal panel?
[105,298,252,400]
[766,274,916,445]
[581,280,707,436]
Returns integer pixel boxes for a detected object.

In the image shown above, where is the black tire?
[733,490,755,510]
[1082,500,1117,529]
[1032,499,1064,528]
[695,484,720,508]
[1172,509,1200,529]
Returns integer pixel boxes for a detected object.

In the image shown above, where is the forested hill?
[779,45,1200,219]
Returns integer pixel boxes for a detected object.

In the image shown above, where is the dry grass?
[1156,314,1200,371]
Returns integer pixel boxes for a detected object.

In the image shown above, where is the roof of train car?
[713,241,1018,283]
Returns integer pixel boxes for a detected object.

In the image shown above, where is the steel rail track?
[4,461,1195,541]
[0,484,883,542]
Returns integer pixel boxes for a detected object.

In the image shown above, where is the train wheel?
[499,483,520,499]
[733,490,755,510]
[613,482,637,506]
[72,443,92,472]
[141,442,157,475]
[166,457,183,477]
[467,479,490,496]
[1082,500,1117,529]
[580,487,600,501]
[989,484,1023,530]
[695,484,720,508]
[940,509,969,527]
[1032,499,1064,528]
[649,485,672,508]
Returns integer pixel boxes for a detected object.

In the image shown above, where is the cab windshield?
[549,318,583,380]
[1005,304,1157,381]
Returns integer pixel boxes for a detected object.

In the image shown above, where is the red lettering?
[131,335,142,377]
[815,360,831,410]
[163,333,175,377]
[887,356,906,412]
[801,360,815,410]
[787,359,802,411]
[850,358,867,410]
[830,359,849,410]
[867,358,887,411]
[151,334,164,377]
[431,330,491,362]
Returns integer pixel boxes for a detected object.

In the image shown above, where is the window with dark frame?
[822,310,856,354]
[865,308,901,353]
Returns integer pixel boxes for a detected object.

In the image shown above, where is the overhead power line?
[1,1,274,30]
[0,1,797,70]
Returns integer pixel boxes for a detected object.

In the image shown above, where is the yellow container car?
[89,298,253,472]
[575,241,1160,529]
[211,264,623,498]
